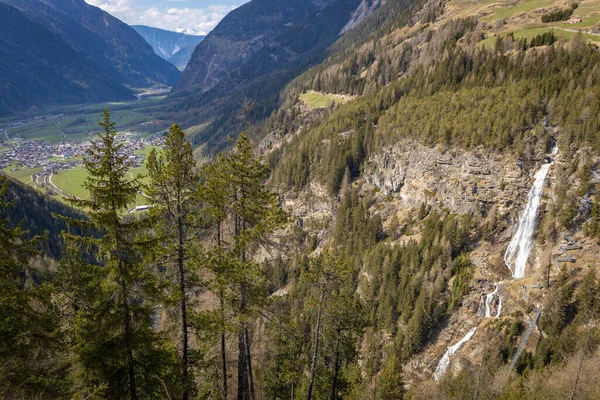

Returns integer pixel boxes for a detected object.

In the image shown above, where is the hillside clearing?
[300,91,353,109]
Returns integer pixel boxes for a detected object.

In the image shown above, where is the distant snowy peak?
[132,25,205,70]
[175,27,206,36]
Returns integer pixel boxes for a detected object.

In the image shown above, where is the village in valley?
[0,126,165,203]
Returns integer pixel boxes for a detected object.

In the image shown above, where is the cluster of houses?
[1,134,165,172]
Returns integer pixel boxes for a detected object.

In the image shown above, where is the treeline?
[541,3,578,23]
[271,37,600,194]
[496,31,558,51]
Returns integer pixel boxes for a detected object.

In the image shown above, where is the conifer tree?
[146,123,201,400]
[575,268,599,321]
[226,132,287,400]
[540,267,574,337]
[203,132,287,400]
[303,250,352,400]
[377,355,405,400]
[61,110,176,399]
[201,153,234,399]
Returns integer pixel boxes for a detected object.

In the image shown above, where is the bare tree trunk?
[116,219,137,400]
[307,290,325,400]
[238,324,249,400]
[178,214,190,400]
[221,290,228,399]
[245,327,256,400]
[291,335,298,400]
[570,320,593,400]
[330,336,341,400]
[124,300,137,400]
[217,222,228,399]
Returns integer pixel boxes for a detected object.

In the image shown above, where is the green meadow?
[300,91,352,109]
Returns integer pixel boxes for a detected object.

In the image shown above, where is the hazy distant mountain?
[172,0,338,94]
[168,0,381,154]
[0,0,180,116]
[132,25,205,70]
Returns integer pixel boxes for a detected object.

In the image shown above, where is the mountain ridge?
[0,0,180,115]
[166,0,387,155]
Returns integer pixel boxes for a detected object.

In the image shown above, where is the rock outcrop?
[364,140,526,215]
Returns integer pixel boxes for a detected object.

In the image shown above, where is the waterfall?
[504,146,558,278]
[433,327,477,383]
[484,284,502,318]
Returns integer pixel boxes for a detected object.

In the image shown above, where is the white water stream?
[433,327,477,383]
[484,284,502,318]
[504,146,558,278]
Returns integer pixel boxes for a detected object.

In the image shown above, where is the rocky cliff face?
[277,135,600,386]
[341,0,386,34]
[363,140,526,216]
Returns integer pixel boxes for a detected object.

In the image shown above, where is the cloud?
[85,0,238,34]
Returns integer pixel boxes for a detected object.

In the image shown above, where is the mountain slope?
[167,0,391,155]
[0,0,180,115]
[0,3,132,116]
[132,25,205,70]
[172,0,334,94]
[167,46,200,72]
[1,175,86,259]
[252,0,600,396]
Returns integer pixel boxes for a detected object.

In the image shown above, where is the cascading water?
[433,327,477,383]
[504,146,558,278]
[484,284,502,318]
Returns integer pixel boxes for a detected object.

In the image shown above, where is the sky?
[85,0,246,34]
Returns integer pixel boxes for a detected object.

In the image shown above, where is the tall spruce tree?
[146,124,201,400]
[201,153,235,399]
[203,132,287,400]
[226,132,287,400]
[61,110,176,399]
[303,250,352,400]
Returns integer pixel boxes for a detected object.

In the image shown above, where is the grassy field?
[134,145,161,158]
[52,157,152,206]
[479,0,555,22]
[443,0,600,48]
[2,166,41,184]
[51,167,90,199]
[300,91,353,109]
[1,96,168,142]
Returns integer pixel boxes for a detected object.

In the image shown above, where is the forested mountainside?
[0,0,180,116]
[4,0,600,398]
[173,0,338,94]
[253,0,600,395]
[0,177,86,259]
[167,0,401,154]
[132,26,205,71]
